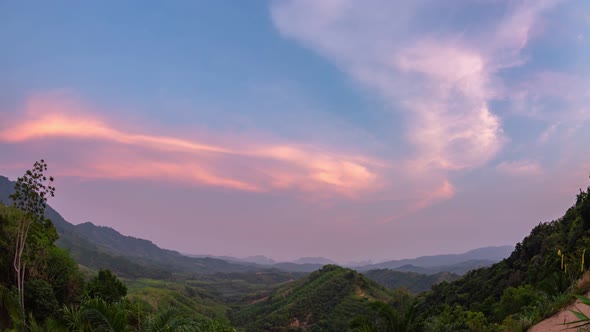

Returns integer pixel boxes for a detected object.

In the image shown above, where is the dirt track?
[529,296,590,332]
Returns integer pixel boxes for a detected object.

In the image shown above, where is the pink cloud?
[270,0,562,212]
[508,72,590,142]
[377,179,455,224]
[412,180,455,211]
[0,93,382,197]
[492,0,562,55]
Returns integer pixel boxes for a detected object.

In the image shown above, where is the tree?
[87,269,127,303]
[141,307,198,332]
[351,299,418,332]
[46,247,84,305]
[61,297,237,332]
[63,297,129,332]
[23,279,58,322]
[9,160,55,313]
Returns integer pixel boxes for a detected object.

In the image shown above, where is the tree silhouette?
[9,159,55,313]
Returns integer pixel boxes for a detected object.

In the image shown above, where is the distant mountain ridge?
[292,256,338,265]
[363,269,460,294]
[185,251,507,274]
[243,255,276,265]
[0,175,511,277]
[185,254,337,266]
[355,245,513,272]
[184,254,277,265]
[385,259,497,275]
[0,175,266,277]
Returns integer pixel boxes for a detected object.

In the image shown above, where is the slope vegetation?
[231,265,394,331]
[420,185,590,326]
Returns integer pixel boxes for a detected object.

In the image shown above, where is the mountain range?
[354,245,513,271]
[0,175,511,278]
[0,176,267,278]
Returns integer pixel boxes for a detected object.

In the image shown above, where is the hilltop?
[231,265,394,331]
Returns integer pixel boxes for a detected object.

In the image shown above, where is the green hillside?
[0,199,290,331]
[417,184,590,330]
[125,270,303,322]
[231,265,394,331]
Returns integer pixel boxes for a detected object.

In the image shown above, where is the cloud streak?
[0,93,382,196]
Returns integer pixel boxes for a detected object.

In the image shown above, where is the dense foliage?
[0,201,240,331]
[0,162,240,331]
[87,269,128,303]
[0,203,85,327]
[416,184,590,329]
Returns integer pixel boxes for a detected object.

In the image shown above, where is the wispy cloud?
[0,93,382,196]
[270,0,564,211]
[509,71,590,142]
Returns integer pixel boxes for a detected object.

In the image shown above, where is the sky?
[0,0,589,263]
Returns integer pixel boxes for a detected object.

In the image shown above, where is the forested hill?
[231,265,395,331]
[0,176,264,277]
[420,184,590,324]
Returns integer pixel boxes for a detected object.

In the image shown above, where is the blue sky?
[0,0,589,262]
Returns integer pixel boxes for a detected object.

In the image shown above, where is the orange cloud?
[0,94,382,196]
[61,159,261,192]
[412,180,455,210]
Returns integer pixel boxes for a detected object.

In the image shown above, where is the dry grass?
[575,271,590,295]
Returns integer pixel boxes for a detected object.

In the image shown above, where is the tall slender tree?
[9,160,55,313]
